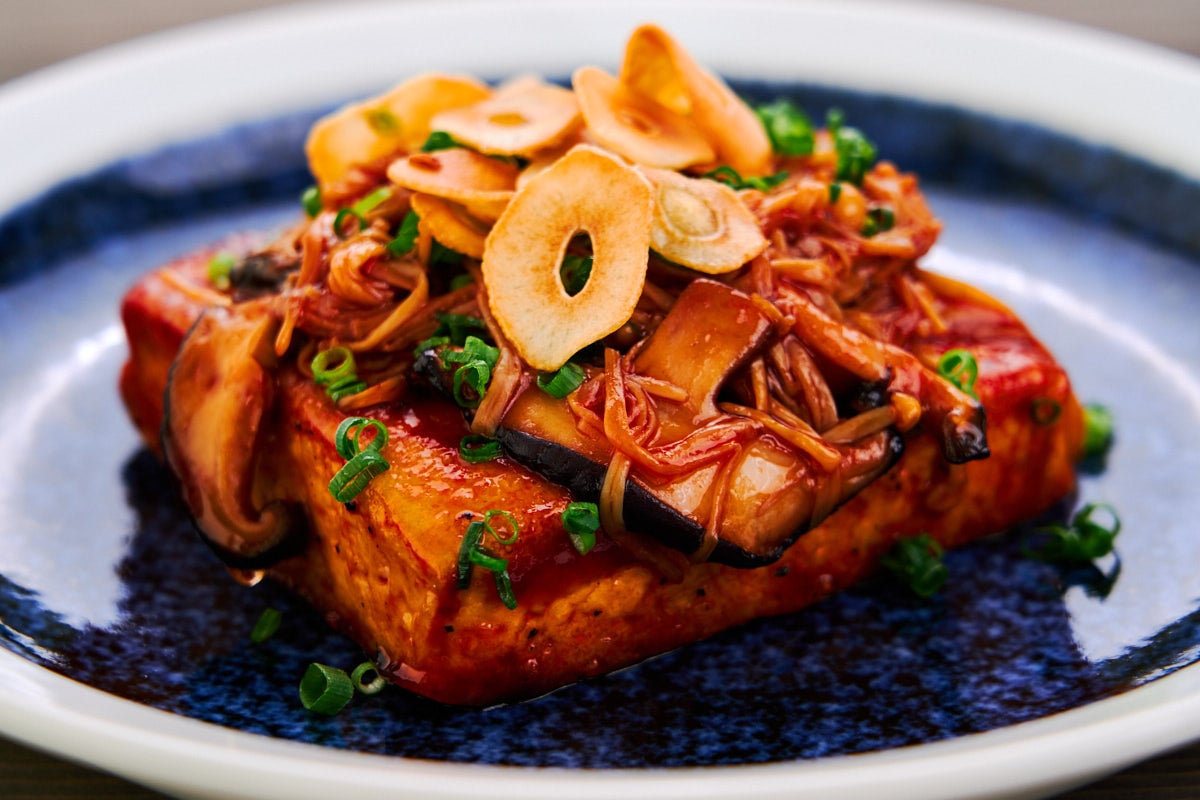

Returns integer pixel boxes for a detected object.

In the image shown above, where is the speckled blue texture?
[1,85,1199,768]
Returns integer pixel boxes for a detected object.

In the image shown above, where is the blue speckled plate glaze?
[1,83,1199,769]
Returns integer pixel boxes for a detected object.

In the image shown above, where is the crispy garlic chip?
[620,24,772,176]
[430,76,582,158]
[306,73,490,189]
[410,193,490,260]
[639,167,767,274]
[572,66,715,170]
[386,148,517,208]
[483,145,653,371]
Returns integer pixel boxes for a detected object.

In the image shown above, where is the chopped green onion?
[350,186,392,217]
[206,252,236,291]
[301,185,322,218]
[860,207,895,238]
[312,346,357,388]
[333,208,365,239]
[327,378,367,402]
[456,512,520,608]
[456,521,486,588]
[755,99,815,156]
[299,663,354,715]
[333,416,388,459]
[449,273,475,291]
[482,509,520,545]
[459,434,501,463]
[537,362,586,399]
[827,109,877,185]
[469,546,509,573]
[1025,503,1121,563]
[1082,404,1114,458]
[387,211,421,257]
[937,348,979,399]
[328,450,389,502]
[350,661,387,695]
[828,182,842,204]
[249,607,282,643]
[492,569,518,610]
[880,533,947,599]
[430,240,465,268]
[560,254,593,296]
[442,336,500,408]
[1031,398,1063,426]
[702,165,789,192]
[364,107,400,135]
[329,417,390,502]
[421,131,459,152]
[562,501,600,555]
[436,312,486,345]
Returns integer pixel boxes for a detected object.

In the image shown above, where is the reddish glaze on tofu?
[118,25,1084,705]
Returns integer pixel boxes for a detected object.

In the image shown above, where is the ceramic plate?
[1,2,1199,798]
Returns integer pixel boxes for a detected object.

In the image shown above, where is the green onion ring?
[459,434,502,464]
[299,663,354,715]
[350,661,387,695]
[333,208,365,239]
[328,449,390,503]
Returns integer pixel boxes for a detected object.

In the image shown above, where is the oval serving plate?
[1,2,1199,799]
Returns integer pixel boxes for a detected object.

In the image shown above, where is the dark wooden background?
[1,1,1198,797]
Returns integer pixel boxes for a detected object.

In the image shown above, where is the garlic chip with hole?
[639,167,767,274]
[572,66,714,170]
[430,76,582,158]
[306,73,490,189]
[483,145,653,371]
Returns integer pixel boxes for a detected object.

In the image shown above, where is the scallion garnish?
[206,252,236,291]
[387,211,421,257]
[301,185,322,218]
[421,131,459,152]
[860,207,895,238]
[560,254,593,296]
[459,434,502,463]
[328,417,390,502]
[333,208,365,239]
[1025,503,1121,563]
[436,312,487,345]
[562,501,600,555]
[249,607,282,643]
[879,533,947,598]
[1031,398,1063,426]
[702,165,789,192]
[936,348,979,399]
[449,273,475,291]
[350,661,387,695]
[1081,404,1114,458]
[536,362,586,398]
[430,240,465,268]
[350,186,393,217]
[826,108,877,185]
[311,346,367,402]
[828,182,842,204]
[755,99,815,156]
[440,335,500,408]
[299,663,355,715]
[456,511,520,609]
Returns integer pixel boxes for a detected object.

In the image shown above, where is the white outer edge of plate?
[1,2,1198,798]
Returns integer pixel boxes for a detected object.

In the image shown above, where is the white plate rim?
[1,2,1199,798]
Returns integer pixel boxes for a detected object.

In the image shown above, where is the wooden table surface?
[1,1,1198,797]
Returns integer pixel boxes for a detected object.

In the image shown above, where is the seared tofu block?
[120,247,1081,705]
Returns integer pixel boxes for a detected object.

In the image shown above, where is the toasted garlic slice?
[386,148,517,209]
[483,145,653,371]
[639,167,767,274]
[306,73,490,188]
[410,193,490,260]
[430,76,581,157]
[572,66,714,170]
[620,25,772,176]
